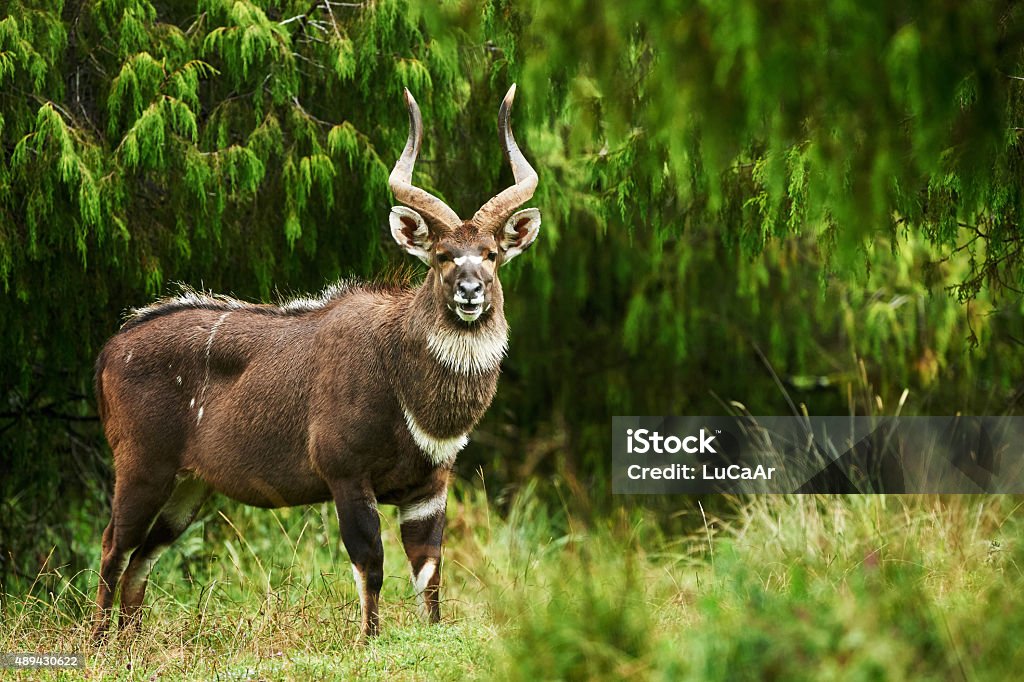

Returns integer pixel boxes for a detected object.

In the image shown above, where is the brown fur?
[93,84,540,644]
[92,265,506,640]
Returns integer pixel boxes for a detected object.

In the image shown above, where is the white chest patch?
[426,322,508,374]
[402,407,468,467]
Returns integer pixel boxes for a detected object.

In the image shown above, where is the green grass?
[3,486,1024,680]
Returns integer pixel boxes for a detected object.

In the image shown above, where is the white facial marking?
[453,293,486,305]
[453,255,484,267]
[402,406,468,467]
[399,491,447,525]
[455,306,482,322]
[426,321,509,374]
[411,558,437,619]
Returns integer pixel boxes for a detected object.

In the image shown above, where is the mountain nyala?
[92,85,541,642]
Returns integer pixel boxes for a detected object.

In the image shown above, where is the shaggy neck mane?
[424,322,508,374]
[403,279,509,376]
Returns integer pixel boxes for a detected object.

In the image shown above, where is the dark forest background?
[3,0,1024,591]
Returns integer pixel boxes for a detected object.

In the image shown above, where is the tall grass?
[486,493,1024,681]
[3,485,1023,680]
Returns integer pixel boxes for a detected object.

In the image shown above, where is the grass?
[3,484,1024,680]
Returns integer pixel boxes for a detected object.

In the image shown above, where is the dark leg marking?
[332,481,383,641]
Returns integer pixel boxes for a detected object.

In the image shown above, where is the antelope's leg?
[119,476,210,631]
[93,468,175,641]
[399,488,446,622]
[332,482,383,641]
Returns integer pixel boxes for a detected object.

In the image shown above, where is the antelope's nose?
[457,280,484,302]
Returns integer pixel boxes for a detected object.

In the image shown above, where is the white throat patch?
[427,322,508,374]
[402,407,468,467]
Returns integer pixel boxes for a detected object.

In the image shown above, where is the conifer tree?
[3,0,1024,586]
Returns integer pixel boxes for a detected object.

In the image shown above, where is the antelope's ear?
[390,206,432,264]
[499,208,541,263]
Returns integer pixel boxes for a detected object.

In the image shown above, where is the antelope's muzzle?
[453,279,485,321]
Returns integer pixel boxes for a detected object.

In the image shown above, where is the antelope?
[91,85,540,642]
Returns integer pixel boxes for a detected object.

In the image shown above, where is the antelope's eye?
[486,251,497,262]
[436,253,452,263]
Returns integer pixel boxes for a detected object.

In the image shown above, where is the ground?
[3,487,1023,680]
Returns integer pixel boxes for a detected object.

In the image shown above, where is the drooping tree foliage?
[2,0,1024,586]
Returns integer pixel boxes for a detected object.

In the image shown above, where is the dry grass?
[3,487,1024,679]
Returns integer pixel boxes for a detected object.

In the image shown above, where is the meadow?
[5,2,1024,680]
[4,485,1023,680]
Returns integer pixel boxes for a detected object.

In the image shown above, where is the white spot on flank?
[401,407,468,467]
[426,320,508,374]
[411,558,437,619]
[124,350,133,364]
[453,255,484,266]
[399,491,447,524]
[189,398,195,408]
[197,406,204,423]
[175,375,182,385]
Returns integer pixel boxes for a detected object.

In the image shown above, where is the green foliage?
[3,0,1024,597]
